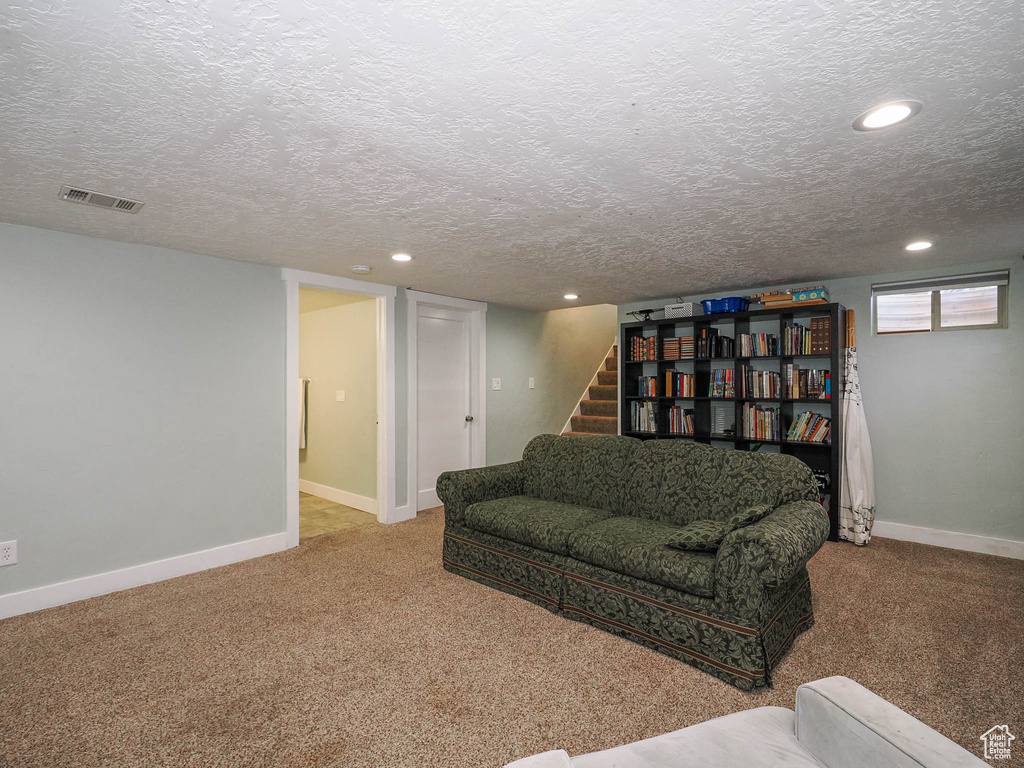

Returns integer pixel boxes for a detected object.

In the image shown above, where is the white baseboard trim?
[299,479,377,515]
[0,532,289,621]
[872,521,1024,560]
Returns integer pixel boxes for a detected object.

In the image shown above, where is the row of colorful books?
[662,336,695,360]
[630,400,657,433]
[709,368,736,398]
[629,336,659,362]
[739,367,782,398]
[738,333,779,357]
[664,371,695,398]
[637,376,658,397]
[787,412,831,443]
[783,365,831,399]
[783,319,832,355]
[667,406,695,435]
[742,403,782,441]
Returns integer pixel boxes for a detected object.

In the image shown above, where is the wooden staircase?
[562,346,618,436]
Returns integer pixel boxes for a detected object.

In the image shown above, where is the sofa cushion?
[567,516,717,598]
[629,441,818,526]
[463,496,617,556]
[522,434,642,515]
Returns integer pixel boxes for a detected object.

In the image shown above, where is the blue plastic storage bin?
[700,296,748,314]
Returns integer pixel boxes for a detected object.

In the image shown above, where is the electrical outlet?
[0,540,16,566]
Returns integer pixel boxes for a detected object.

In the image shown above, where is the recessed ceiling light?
[564,293,578,300]
[853,100,922,131]
[905,240,933,252]
[391,253,412,262]
[352,265,372,274]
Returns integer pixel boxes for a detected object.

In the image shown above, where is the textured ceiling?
[2,1,1023,310]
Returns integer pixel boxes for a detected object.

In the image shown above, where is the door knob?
[465,415,474,422]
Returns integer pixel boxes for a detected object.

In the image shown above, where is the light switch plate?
[336,390,346,402]
[529,377,535,389]
[492,378,501,391]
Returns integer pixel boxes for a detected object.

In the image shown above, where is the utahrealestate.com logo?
[980,725,1015,761]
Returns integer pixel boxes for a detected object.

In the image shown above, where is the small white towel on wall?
[299,378,308,450]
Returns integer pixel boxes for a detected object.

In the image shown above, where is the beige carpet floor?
[1,508,1021,768]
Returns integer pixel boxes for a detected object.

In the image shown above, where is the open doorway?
[298,288,377,541]
[283,269,398,550]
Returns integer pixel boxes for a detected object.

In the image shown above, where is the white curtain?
[839,347,876,545]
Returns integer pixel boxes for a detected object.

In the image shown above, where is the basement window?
[872,270,1009,334]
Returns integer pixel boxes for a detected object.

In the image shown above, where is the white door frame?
[407,290,487,514]
[283,268,399,547]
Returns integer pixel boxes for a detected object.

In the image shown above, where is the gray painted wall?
[0,223,286,595]
[619,257,1023,543]
[486,303,618,465]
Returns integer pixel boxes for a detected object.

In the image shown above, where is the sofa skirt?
[442,526,814,690]
[442,527,568,613]
[562,561,814,690]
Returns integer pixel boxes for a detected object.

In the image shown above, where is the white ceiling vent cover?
[59,185,145,214]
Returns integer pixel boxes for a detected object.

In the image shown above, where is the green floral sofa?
[437,434,829,690]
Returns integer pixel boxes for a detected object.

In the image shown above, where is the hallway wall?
[299,292,377,502]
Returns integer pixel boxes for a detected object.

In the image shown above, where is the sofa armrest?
[436,461,524,527]
[715,499,828,605]
[504,749,574,768]
[795,676,987,768]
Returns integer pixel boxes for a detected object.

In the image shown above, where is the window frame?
[871,271,1009,336]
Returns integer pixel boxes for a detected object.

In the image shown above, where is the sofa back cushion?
[628,440,819,526]
[522,434,642,514]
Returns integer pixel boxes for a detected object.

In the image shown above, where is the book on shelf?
[662,336,694,360]
[637,375,658,397]
[810,316,832,354]
[696,327,734,358]
[738,333,778,357]
[668,406,695,435]
[742,402,781,441]
[630,335,659,361]
[739,365,781,398]
[783,318,830,356]
[782,365,831,399]
[708,368,735,398]
[664,371,695,398]
[630,400,657,433]
[787,412,831,443]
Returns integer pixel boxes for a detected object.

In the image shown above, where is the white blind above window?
[872,270,1009,296]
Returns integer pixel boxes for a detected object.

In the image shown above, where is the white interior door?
[416,305,472,510]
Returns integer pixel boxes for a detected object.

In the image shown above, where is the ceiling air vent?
[59,185,145,214]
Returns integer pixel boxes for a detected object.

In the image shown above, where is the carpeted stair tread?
[570,414,617,434]
[589,384,617,401]
[597,370,617,385]
[581,400,617,417]
[605,355,617,372]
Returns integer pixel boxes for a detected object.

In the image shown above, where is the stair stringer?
[560,341,618,436]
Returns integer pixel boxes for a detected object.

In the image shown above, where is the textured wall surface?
[299,294,378,499]
[620,258,1024,542]
[0,223,287,596]
[486,303,617,464]
[1,1,1023,309]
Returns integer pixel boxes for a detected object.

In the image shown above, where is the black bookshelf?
[620,303,846,541]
